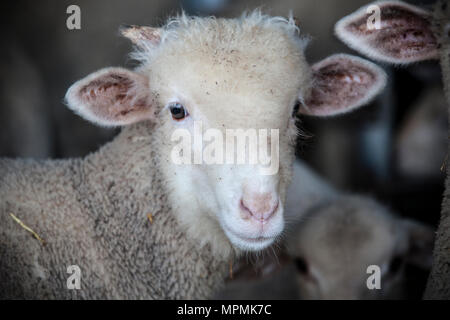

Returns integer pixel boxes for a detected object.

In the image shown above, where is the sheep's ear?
[120,25,161,47]
[65,67,155,127]
[401,219,435,269]
[299,54,387,117]
[335,1,439,64]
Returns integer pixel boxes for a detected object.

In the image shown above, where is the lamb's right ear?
[335,1,439,64]
[65,67,155,127]
[299,54,387,117]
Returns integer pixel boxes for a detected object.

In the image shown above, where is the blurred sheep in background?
[287,195,434,299]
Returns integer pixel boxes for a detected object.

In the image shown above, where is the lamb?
[334,0,450,299]
[215,160,434,300]
[287,194,433,300]
[0,12,387,299]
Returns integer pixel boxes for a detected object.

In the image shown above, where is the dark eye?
[169,103,188,120]
[292,101,301,117]
[294,257,308,275]
[388,255,404,275]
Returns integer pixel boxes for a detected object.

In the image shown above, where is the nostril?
[240,197,279,222]
[240,199,253,219]
[266,200,279,220]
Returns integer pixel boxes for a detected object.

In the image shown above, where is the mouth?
[223,224,276,251]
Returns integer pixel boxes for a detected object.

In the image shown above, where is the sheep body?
[0,123,227,299]
[0,12,302,299]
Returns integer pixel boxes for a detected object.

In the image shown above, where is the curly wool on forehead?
[131,11,313,107]
[133,10,309,65]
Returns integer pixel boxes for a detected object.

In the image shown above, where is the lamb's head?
[287,196,434,299]
[65,12,386,257]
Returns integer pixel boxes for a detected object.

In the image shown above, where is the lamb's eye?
[294,257,308,275]
[169,103,188,120]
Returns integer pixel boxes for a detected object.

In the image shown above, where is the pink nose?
[240,193,279,222]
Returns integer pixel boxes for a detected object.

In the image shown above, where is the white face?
[145,32,308,253]
[153,69,300,252]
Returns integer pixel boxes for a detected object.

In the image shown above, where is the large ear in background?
[65,67,155,127]
[299,54,387,117]
[335,1,439,64]
[401,219,435,269]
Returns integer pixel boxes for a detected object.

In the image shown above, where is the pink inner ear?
[304,58,377,115]
[337,2,438,63]
[78,72,150,124]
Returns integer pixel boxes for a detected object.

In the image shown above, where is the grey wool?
[0,122,228,299]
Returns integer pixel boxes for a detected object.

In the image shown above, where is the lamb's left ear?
[65,67,155,127]
[299,54,387,116]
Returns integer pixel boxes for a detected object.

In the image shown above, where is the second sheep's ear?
[334,1,439,64]
[65,67,155,127]
[299,54,387,117]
